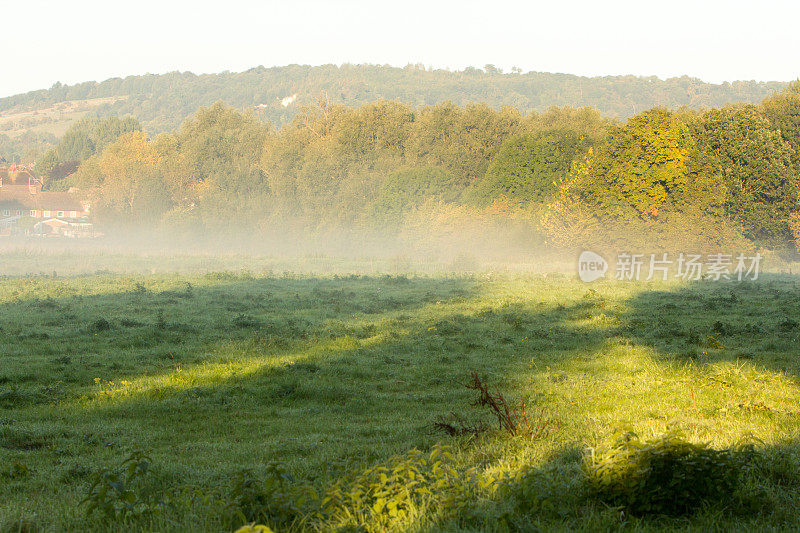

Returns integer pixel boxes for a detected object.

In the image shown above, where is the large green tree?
[171,102,272,229]
[34,116,141,180]
[469,129,586,208]
[695,104,799,247]
[72,131,171,226]
[539,108,735,250]
[407,102,521,187]
[761,81,800,168]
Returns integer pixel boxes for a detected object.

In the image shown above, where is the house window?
[69,211,76,218]
[15,210,21,216]
[2,210,8,217]
[57,211,64,217]
[43,211,51,217]
[30,210,36,217]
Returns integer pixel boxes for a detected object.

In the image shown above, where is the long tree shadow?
[1,272,611,499]
[4,272,800,530]
[61,278,610,474]
[0,273,476,385]
[0,274,484,462]
[619,275,800,378]
[440,275,800,531]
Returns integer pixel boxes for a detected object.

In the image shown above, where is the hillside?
[0,64,789,137]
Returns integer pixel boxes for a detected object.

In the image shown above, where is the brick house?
[0,166,93,236]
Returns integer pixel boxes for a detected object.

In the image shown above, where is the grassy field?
[1,261,799,531]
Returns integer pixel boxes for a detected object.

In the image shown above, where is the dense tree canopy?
[371,166,459,225]
[761,81,800,168]
[470,130,586,208]
[49,82,800,254]
[589,108,724,220]
[694,105,799,247]
[539,109,734,250]
[35,116,141,183]
[73,131,170,224]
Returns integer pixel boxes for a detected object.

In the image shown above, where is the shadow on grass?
[619,275,800,378]
[438,275,800,530]
[1,272,611,480]
[0,274,482,456]
[66,280,609,469]
[3,272,800,530]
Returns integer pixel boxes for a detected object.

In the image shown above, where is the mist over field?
[6,81,800,267]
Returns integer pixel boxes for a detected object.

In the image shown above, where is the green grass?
[1,265,799,531]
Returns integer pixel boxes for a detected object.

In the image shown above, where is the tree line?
[1,64,787,136]
[37,82,800,254]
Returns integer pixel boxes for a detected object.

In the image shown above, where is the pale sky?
[3,0,799,98]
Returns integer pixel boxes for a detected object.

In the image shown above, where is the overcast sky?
[2,0,798,98]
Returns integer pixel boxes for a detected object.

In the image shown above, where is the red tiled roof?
[0,184,84,211]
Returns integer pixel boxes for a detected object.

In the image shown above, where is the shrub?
[584,430,748,516]
[224,464,313,529]
[320,444,466,530]
[82,450,157,521]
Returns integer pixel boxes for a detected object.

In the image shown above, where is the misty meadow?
[1,57,800,533]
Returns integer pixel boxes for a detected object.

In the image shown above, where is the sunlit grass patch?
[1,269,799,530]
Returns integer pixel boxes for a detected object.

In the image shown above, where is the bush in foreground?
[583,430,752,516]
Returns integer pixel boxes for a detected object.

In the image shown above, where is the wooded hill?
[0,64,789,136]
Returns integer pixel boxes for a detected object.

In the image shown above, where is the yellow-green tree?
[73,131,170,225]
[541,109,732,249]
